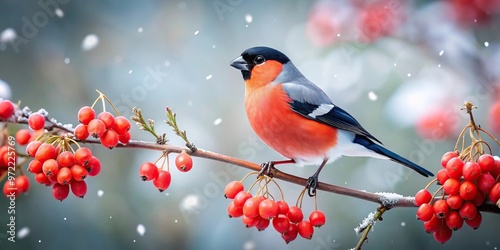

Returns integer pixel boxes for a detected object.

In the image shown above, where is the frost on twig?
[354,211,376,235]
[375,192,405,207]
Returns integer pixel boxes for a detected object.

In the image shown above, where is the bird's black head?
[230,46,290,80]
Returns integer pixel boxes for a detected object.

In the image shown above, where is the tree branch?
[81,139,499,214]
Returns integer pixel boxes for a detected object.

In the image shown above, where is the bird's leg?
[259,159,295,178]
[306,158,329,197]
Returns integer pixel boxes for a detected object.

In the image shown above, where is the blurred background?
[1,0,500,249]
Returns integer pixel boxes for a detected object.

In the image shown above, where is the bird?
[230,46,434,196]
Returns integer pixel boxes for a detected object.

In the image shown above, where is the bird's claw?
[258,161,275,178]
[306,176,319,197]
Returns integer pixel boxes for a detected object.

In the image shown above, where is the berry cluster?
[0,100,31,197]
[25,139,101,201]
[416,152,500,243]
[75,106,131,148]
[224,175,326,244]
[139,151,193,192]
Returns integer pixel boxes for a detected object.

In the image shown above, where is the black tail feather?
[353,135,434,177]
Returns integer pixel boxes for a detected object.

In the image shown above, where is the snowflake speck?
[64,58,70,64]
[81,34,99,51]
[368,91,378,101]
[18,227,30,239]
[484,41,489,47]
[137,224,146,236]
[213,118,222,126]
[205,74,212,80]
[194,30,199,35]
[55,8,64,18]
[97,190,104,197]
[245,14,253,23]
[439,50,444,56]
[138,27,143,33]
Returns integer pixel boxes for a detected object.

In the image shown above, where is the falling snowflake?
[245,14,253,23]
[0,28,17,43]
[55,8,64,18]
[213,118,222,126]
[137,224,146,236]
[194,30,199,35]
[205,74,212,80]
[368,91,378,101]
[81,34,99,51]
[97,190,104,197]
[18,227,29,239]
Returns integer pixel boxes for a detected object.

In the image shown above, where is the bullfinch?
[230,46,433,196]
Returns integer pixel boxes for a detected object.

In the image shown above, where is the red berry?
[281,223,298,243]
[488,182,500,205]
[459,201,478,220]
[462,162,481,181]
[100,129,119,149]
[70,164,88,181]
[276,200,289,215]
[243,196,265,219]
[433,199,450,219]
[70,180,87,198]
[423,215,441,234]
[78,106,95,125]
[0,100,14,119]
[433,222,452,244]
[153,170,171,192]
[56,167,73,185]
[472,190,486,206]
[255,217,271,231]
[492,158,500,179]
[416,203,434,221]
[476,173,496,194]
[15,175,30,193]
[445,210,463,231]
[441,151,459,168]
[175,152,193,172]
[465,211,482,229]
[87,119,106,138]
[35,172,52,186]
[446,157,464,179]
[35,143,57,162]
[113,116,131,135]
[119,132,131,145]
[27,159,43,174]
[459,180,478,201]
[259,199,279,219]
[272,214,291,234]
[28,113,45,130]
[443,178,461,195]
[97,111,115,129]
[287,206,304,223]
[15,129,32,146]
[227,201,243,218]
[309,210,326,227]
[297,220,314,239]
[87,156,101,176]
[242,215,260,228]
[446,195,464,210]
[233,191,252,208]
[26,141,42,157]
[139,162,159,181]
[42,159,59,176]
[57,151,75,167]
[52,183,70,201]
[224,181,244,199]
[415,189,432,206]
[436,169,449,185]
[478,154,495,172]
[74,124,89,140]
[488,101,500,134]
[74,147,92,166]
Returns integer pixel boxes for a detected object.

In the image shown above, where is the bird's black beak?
[230,56,249,71]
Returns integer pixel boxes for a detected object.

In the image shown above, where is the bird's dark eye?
[254,55,265,65]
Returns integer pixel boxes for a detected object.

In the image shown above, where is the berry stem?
[354,206,388,250]
[423,178,438,190]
